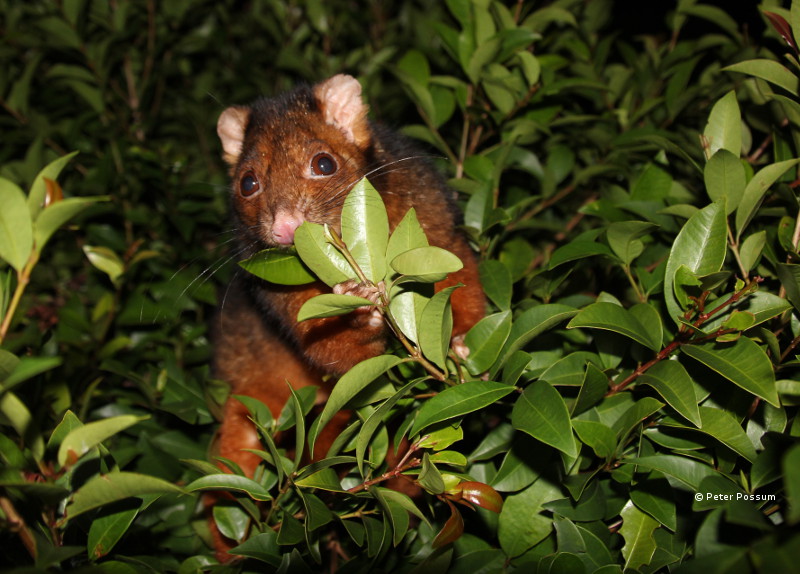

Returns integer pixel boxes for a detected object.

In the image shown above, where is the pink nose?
[272,211,304,245]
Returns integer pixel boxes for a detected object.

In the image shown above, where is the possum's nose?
[272,210,305,245]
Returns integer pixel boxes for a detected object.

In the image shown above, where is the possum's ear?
[217,106,250,166]
[314,75,370,147]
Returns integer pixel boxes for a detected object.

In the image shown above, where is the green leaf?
[296,293,374,321]
[493,304,578,375]
[512,381,577,458]
[784,444,800,524]
[619,500,659,571]
[356,379,421,474]
[463,311,512,374]
[549,241,615,269]
[390,246,463,283]
[479,259,513,310]
[703,90,741,158]
[28,151,79,219]
[571,363,609,416]
[410,381,515,437]
[663,202,727,324]
[623,455,716,490]
[0,178,33,271]
[83,246,125,283]
[58,415,146,468]
[2,356,62,390]
[681,337,779,407]
[238,249,316,285]
[630,478,676,531]
[704,149,746,214]
[0,390,44,460]
[66,472,185,521]
[696,406,758,462]
[612,397,664,440]
[418,452,446,495]
[228,531,281,566]
[294,222,352,287]
[735,159,800,240]
[309,355,401,453]
[341,178,389,282]
[739,231,766,271]
[777,263,800,312]
[638,360,701,427]
[35,197,107,255]
[88,502,139,559]
[568,302,660,351]
[418,285,459,370]
[724,59,800,96]
[572,419,616,459]
[384,208,429,273]
[389,289,429,344]
[606,221,657,265]
[185,474,272,501]
[498,479,562,557]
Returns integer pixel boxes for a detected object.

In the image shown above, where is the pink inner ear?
[315,75,368,144]
[217,106,250,164]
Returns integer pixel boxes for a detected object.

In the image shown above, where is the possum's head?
[217,75,373,248]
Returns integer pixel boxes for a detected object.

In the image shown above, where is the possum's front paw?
[451,334,470,360]
[333,279,385,327]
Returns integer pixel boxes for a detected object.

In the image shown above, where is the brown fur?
[209,75,485,559]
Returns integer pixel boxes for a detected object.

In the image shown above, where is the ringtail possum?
[212,73,485,479]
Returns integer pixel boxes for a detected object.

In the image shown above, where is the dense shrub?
[1,1,798,572]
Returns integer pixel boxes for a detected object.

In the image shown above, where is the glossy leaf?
[390,246,463,283]
[479,259,513,310]
[664,201,727,324]
[498,479,562,557]
[511,381,577,458]
[27,150,79,218]
[620,500,659,571]
[567,302,660,351]
[58,415,146,468]
[463,310,512,374]
[35,196,107,255]
[294,222,352,287]
[309,355,401,452]
[638,360,701,427]
[703,90,741,158]
[735,159,800,240]
[696,406,757,462]
[66,472,185,520]
[681,337,779,407]
[238,249,316,285]
[724,59,799,96]
[384,207,429,270]
[0,178,33,271]
[341,178,389,282]
[606,221,657,265]
[389,289,429,343]
[87,502,140,559]
[185,474,272,501]
[493,304,578,375]
[410,380,515,437]
[297,293,374,321]
[418,285,458,370]
[704,149,745,213]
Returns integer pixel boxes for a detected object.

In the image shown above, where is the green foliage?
[2,0,800,572]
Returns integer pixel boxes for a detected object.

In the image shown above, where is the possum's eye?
[240,171,260,196]
[310,153,337,176]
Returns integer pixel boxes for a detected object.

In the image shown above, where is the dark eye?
[240,171,260,197]
[311,153,337,176]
